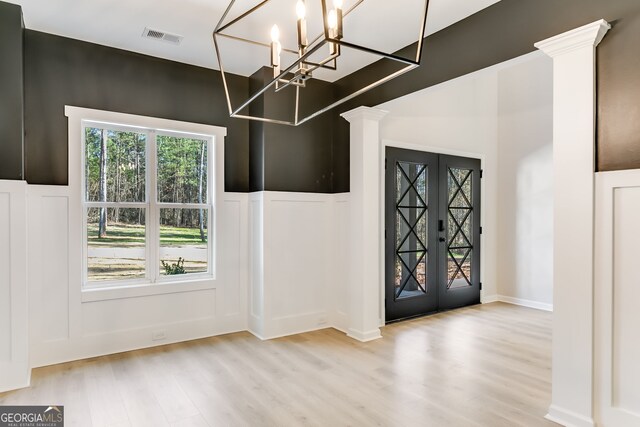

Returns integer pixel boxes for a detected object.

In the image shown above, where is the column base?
[545,404,595,427]
[347,328,382,342]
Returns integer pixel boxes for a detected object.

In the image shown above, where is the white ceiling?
[9,0,501,80]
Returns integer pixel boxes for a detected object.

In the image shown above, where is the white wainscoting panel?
[28,185,248,367]
[0,180,29,393]
[0,192,11,362]
[81,289,217,335]
[331,193,350,333]
[249,192,265,337]
[267,194,331,333]
[595,170,640,426]
[218,195,248,320]
[27,186,70,348]
[248,192,350,340]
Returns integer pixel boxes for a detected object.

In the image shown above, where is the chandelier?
[213,0,430,126]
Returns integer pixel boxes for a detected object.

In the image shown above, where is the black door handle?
[438,220,444,232]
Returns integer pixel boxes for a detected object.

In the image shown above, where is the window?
[82,121,213,287]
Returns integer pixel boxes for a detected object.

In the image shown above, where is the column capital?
[341,106,388,124]
[535,19,611,58]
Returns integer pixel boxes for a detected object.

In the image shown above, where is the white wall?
[376,59,500,301]
[376,51,554,308]
[497,54,554,309]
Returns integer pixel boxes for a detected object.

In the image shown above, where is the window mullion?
[147,130,159,283]
[156,202,210,209]
[208,136,214,276]
[85,202,147,209]
[81,126,89,286]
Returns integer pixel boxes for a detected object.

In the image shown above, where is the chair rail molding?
[341,106,388,342]
[535,19,611,427]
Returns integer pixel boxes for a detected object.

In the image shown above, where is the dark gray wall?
[22,29,336,193]
[249,70,266,192]
[332,0,640,191]
[249,67,335,193]
[23,30,250,191]
[7,0,640,192]
[0,2,24,180]
[597,4,640,171]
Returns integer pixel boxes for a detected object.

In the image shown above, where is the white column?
[341,106,388,342]
[535,19,610,427]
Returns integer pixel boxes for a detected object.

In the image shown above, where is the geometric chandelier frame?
[213,0,430,126]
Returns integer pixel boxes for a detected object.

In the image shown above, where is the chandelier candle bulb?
[333,0,343,39]
[296,0,308,49]
[270,24,280,66]
[328,9,339,55]
[270,24,281,77]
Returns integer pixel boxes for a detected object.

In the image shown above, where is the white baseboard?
[247,328,266,341]
[331,311,349,334]
[545,404,594,427]
[496,295,553,312]
[347,328,382,342]
[481,294,499,304]
[31,314,246,368]
[251,325,334,341]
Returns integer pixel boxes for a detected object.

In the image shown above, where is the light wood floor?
[0,302,556,427]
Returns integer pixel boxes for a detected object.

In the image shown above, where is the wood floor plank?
[0,302,557,426]
[170,414,211,427]
[82,359,130,427]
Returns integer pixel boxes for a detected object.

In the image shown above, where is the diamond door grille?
[447,168,473,289]
[395,162,428,300]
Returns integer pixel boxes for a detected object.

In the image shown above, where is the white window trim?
[80,122,214,288]
[65,106,227,303]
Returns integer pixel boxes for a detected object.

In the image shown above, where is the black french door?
[385,147,481,322]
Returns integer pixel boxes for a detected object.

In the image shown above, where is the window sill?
[81,276,216,303]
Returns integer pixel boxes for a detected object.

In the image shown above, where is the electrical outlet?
[152,330,167,341]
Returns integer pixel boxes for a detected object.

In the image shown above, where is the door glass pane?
[157,136,208,204]
[87,208,146,282]
[448,249,472,289]
[395,161,428,299]
[159,208,208,276]
[85,127,146,203]
[447,167,473,289]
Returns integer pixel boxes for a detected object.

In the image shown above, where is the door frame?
[379,139,488,325]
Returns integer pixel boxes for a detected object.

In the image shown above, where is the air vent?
[142,27,183,45]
